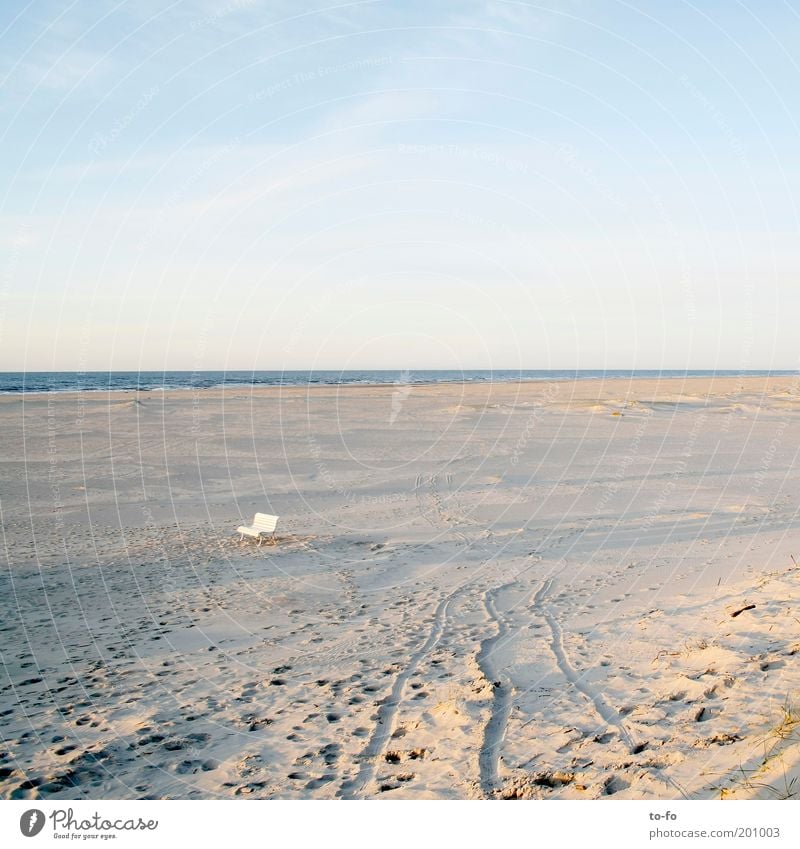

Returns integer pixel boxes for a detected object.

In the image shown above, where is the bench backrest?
[252,513,279,532]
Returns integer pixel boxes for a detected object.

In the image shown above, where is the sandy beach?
[2,375,800,800]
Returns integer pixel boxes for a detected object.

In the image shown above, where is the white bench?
[237,513,279,545]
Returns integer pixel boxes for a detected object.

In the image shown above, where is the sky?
[1,0,799,372]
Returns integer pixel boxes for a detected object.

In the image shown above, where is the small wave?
[0,370,796,394]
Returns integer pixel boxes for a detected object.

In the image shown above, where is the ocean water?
[0,370,795,394]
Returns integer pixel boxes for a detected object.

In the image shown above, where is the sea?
[0,370,795,394]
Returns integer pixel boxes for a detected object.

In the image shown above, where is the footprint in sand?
[602,775,630,795]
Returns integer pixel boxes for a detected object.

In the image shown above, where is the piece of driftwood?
[730,603,756,618]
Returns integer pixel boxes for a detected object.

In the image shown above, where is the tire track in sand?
[477,577,552,795]
[337,590,456,798]
[476,583,514,795]
[539,589,637,752]
[536,584,689,798]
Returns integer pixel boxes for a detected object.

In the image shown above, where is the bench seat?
[237,512,279,544]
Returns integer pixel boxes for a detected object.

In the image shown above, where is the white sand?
[1,376,800,799]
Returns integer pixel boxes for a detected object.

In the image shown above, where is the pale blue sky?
[2,0,799,371]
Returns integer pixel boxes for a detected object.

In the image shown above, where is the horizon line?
[2,368,798,375]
